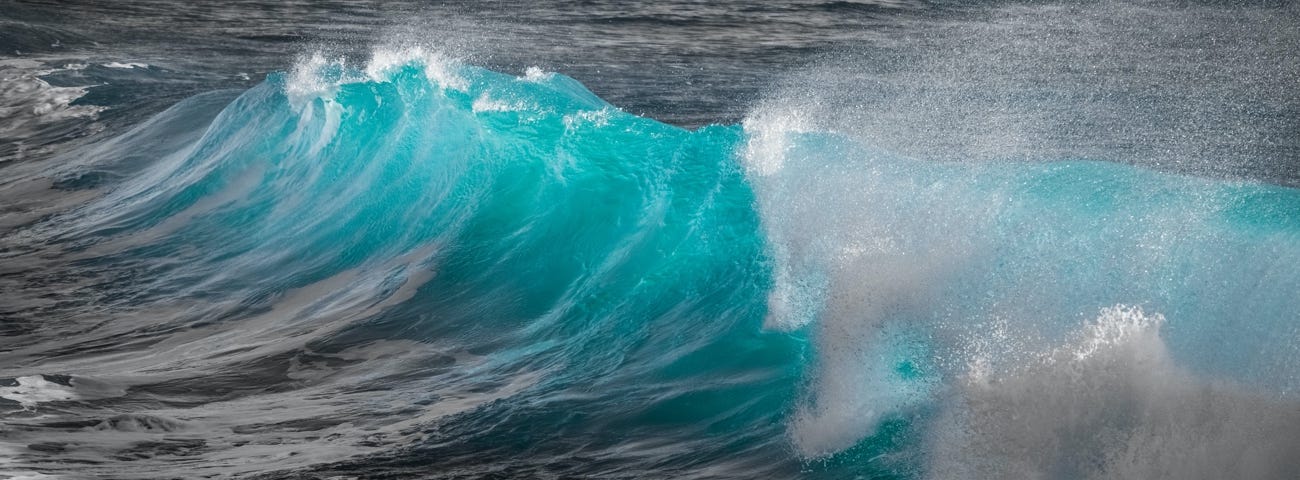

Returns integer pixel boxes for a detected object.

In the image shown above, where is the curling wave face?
[2,49,1299,479]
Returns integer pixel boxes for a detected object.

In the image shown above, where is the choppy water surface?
[2,1,1299,479]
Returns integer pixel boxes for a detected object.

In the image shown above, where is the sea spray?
[3,46,1298,479]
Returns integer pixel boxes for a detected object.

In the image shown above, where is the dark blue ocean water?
[2,1,1300,479]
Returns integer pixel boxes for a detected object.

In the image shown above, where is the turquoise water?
[7,53,1300,478]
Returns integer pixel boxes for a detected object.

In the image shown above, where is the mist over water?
[743,4,1300,471]
[2,1,1299,479]
[760,0,1300,181]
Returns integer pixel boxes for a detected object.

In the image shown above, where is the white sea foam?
[739,106,815,179]
[365,46,467,92]
[563,108,612,131]
[742,104,990,456]
[738,107,823,332]
[472,91,524,113]
[928,305,1300,479]
[285,52,346,104]
[102,62,148,69]
[286,46,469,108]
[0,375,76,408]
[0,59,105,153]
[522,66,550,82]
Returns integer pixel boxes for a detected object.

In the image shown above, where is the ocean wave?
[2,45,1298,478]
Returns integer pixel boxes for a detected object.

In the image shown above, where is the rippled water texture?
[2,1,1299,479]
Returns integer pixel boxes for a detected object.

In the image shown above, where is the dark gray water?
[3,1,1300,479]
[7,1,1299,177]
[1,0,922,145]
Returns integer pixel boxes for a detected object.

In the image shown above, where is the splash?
[740,98,1300,466]
[928,306,1300,479]
[3,41,1299,478]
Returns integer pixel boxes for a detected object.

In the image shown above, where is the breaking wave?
[3,46,1298,478]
